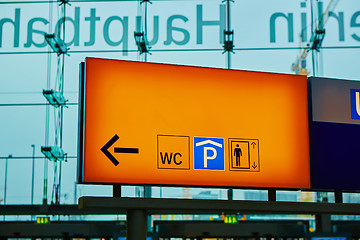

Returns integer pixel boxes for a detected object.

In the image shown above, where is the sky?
[0,0,360,214]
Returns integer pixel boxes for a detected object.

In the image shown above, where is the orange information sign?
[78,58,310,189]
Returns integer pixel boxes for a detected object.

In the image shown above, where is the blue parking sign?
[194,137,225,170]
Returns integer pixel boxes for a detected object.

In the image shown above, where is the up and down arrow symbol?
[251,162,257,169]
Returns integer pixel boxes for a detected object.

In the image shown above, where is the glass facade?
[0,0,360,228]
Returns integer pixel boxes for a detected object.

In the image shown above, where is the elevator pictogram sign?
[229,138,259,172]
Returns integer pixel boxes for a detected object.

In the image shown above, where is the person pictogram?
[234,144,242,166]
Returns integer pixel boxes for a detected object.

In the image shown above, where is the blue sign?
[309,77,360,191]
[351,89,360,119]
[194,137,224,170]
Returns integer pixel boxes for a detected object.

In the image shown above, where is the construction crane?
[292,0,340,75]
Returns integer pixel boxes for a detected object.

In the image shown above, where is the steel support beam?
[3,197,360,216]
[79,197,360,215]
[0,221,126,238]
[0,204,125,215]
[154,220,309,238]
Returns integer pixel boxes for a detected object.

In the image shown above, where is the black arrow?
[251,162,257,169]
[251,142,256,149]
[101,134,139,166]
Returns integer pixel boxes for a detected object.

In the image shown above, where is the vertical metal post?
[335,191,343,204]
[31,145,35,221]
[140,1,152,218]
[74,181,77,204]
[310,0,317,76]
[4,156,8,205]
[227,188,233,200]
[113,184,122,197]
[226,0,231,69]
[4,155,12,205]
[31,145,35,205]
[315,191,331,232]
[127,209,147,240]
[3,155,12,221]
[268,189,276,202]
[43,0,53,207]
[55,0,67,206]
[144,186,151,198]
[144,186,152,232]
[43,157,48,205]
[315,214,331,232]
[57,161,62,204]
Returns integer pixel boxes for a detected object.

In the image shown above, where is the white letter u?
[356,92,360,116]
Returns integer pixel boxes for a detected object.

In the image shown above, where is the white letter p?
[203,147,217,168]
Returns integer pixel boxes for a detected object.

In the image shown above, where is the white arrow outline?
[195,140,223,148]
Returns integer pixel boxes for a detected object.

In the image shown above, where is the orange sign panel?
[78,57,310,189]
